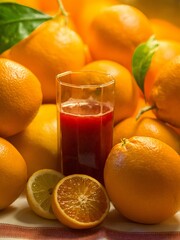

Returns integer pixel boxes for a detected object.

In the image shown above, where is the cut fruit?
[26,169,64,219]
[51,174,110,229]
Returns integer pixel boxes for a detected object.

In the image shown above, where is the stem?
[57,0,69,18]
[136,105,156,121]
[121,138,127,147]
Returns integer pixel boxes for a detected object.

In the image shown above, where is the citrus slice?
[51,174,110,229]
[26,169,64,219]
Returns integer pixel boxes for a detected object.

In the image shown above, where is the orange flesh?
[56,176,109,223]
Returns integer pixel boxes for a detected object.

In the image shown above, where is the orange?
[63,0,119,42]
[7,104,58,178]
[81,60,139,124]
[21,0,118,36]
[132,96,155,118]
[104,136,180,224]
[0,137,27,210]
[14,0,58,14]
[87,4,153,71]
[2,14,87,103]
[149,55,180,128]
[171,126,180,136]
[121,0,180,27]
[113,117,180,154]
[150,18,180,42]
[0,0,40,9]
[15,0,40,9]
[144,40,180,100]
[52,174,110,229]
[0,58,42,137]
[36,0,59,14]
[26,169,64,219]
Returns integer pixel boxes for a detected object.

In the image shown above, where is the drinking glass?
[56,71,115,184]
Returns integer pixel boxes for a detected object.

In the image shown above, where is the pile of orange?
[0,0,179,227]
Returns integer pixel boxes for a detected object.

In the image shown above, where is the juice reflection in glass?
[56,71,115,184]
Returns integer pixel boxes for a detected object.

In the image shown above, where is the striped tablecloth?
[1,195,180,240]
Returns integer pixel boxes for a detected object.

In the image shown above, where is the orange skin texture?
[113,117,180,154]
[66,0,119,42]
[144,40,180,101]
[150,18,180,42]
[150,55,180,128]
[0,58,42,137]
[104,136,180,224]
[16,0,40,9]
[0,137,27,210]
[87,4,153,71]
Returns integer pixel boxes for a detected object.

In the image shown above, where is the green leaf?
[132,35,159,95]
[0,2,52,54]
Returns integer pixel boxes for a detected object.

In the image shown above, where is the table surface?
[1,194,180,240]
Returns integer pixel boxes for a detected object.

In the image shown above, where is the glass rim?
[56,70,115,88]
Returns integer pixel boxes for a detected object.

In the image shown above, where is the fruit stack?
[0,0,179,230]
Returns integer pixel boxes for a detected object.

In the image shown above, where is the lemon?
[26,169,64,219]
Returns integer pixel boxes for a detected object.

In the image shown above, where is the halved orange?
[51,174,110,229]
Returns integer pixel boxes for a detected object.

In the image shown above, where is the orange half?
[51,174,110,229]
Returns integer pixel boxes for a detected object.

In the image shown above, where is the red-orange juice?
[60,100,113,184]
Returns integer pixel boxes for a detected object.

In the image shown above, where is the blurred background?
[121,0,180,26]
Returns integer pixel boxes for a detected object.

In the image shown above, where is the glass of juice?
[56,71,115,184]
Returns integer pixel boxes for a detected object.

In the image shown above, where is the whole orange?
[81,60,139,124]
[144,40,180,100]
[104,136,180,224]
[64,0,119,43]
[7,104,58,178]
[87,4,153,71]
[113,117,180,154]
[150,18,180,42]
[149,55,180,128]
[2,15,87,103]
[0,58,42,137]
[0,137,27,210]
